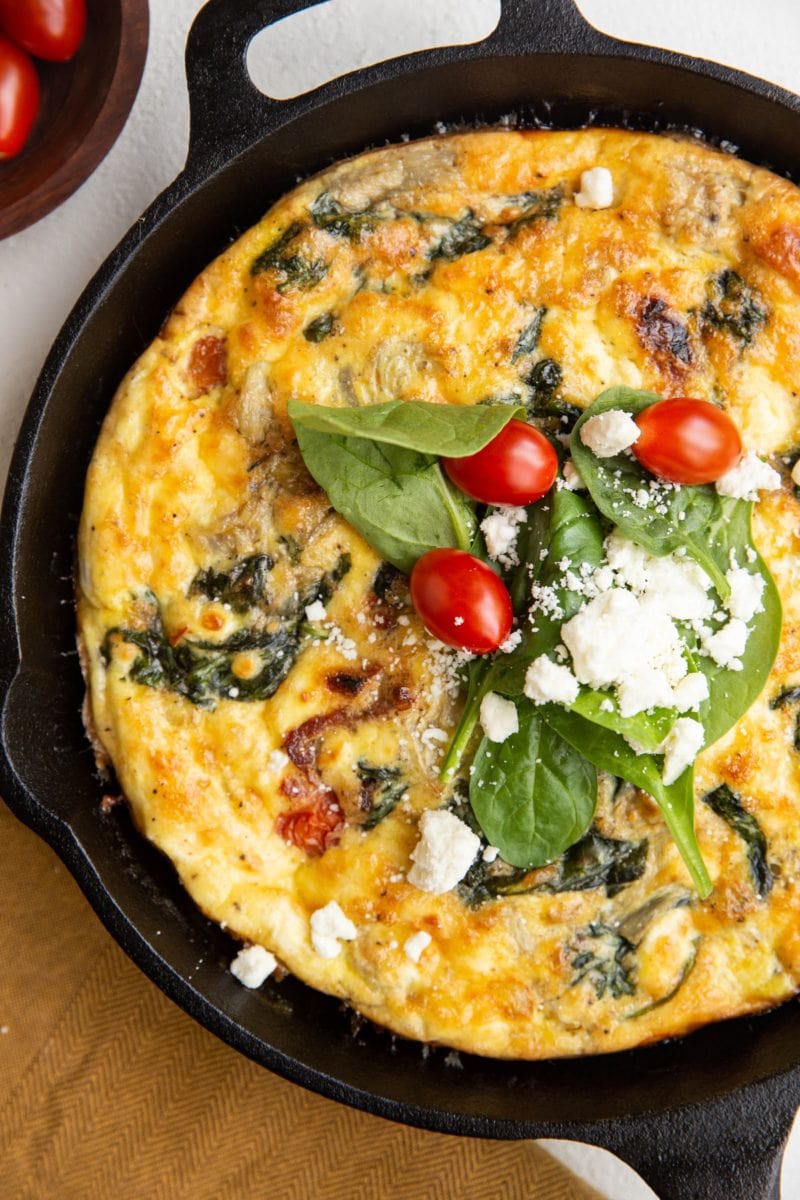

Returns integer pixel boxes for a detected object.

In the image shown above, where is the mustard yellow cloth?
[0,801,604,1200]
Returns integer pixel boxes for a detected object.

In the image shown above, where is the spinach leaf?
[570,386,729,597]
[542,706,712,897]
[512,308,546,361]
[702,269,767,347]
[469,700,596,868]
[356,761,406,828]
[288,397,524,457]
[250,222,327,292]
[188,554,272,613]
[504,186,563,237]
[292,421,476,574]
[303,312,335,342]
[570,923,636,999]
[692,497,782,747]
[428,210,491,261]
[702,784,772,898]
[626,939,700,1019]
[311,192,376,240]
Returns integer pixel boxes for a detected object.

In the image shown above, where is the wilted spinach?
[189,554,272,613]
[356,761,406,828]
[310,192,377,240]
[512,308,546,361]
[626,938,700,1019]
[503,186,563,237]
[570,923,637,999]
[702,784,772,898]
[303,312,335,342]
[702,269,767,347]
[428,210,491,261]
[250,222,327,292]
[771,686,800,750]
[469,699,596,868]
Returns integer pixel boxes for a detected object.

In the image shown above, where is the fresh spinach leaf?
[570,386,729,596]
[428,210,491,261]
[292,421,476,574]
[702,784,772,898]
[542,706,712,897]
[570,923,637,999]
[512,308,546,362]
[188,554,273,613]
[288,397,524,457]
[469,699,596,868]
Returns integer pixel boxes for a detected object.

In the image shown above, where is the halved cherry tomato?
[410,548,512,653]
[0,36,39,159]
[632,397,742,485]
[0,0,86,63]
[442,418,558,505]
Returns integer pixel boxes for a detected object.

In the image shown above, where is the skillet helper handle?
[183,0,611,174]
[592,1073,797,1200]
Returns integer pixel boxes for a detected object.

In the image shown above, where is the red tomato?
[632,397,742,485]
[0,36,38,159]
[0,0,86,62]
[410,549,513,654]
[276,795,343,857]
[442,418,558,505]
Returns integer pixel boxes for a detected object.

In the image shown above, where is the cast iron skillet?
[3,1,800,1195]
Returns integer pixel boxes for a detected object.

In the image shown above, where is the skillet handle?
[183,0,610,173]
[586,1072,797,1200]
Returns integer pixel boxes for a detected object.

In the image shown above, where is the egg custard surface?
[78,129,800,1058]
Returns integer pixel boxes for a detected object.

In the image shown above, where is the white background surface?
[2,1,800,1195]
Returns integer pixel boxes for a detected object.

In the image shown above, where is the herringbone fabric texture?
[0,801,603,1200]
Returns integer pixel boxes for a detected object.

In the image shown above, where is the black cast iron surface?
[3,1,800,1196]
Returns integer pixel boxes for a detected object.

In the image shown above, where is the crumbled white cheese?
[498,628,522,654]
[482,845,500,863]
[479,691,519,743]
[661,718,705,785]
[700,618,748,670]
[327,625,358,661]
[605,530,713,621]
[562,459,586,491]
[725,566,765,622]
[267,749,289,773]
[481,505,527,566]
[574,166,614,210]
[403,931,432,963]
[605,531,650,591]
[407,810,480,894]
[672,672,709,712]
[310,901,358,959]
[579,409,640,458]
[715,451,781,500]
[304,600,327,622]
[230,944,277,988]
[524,655,580,705]
[616,667,675,718]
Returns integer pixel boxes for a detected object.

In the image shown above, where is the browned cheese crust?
[78,130,800,1058]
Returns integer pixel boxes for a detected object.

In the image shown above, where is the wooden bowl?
[0,0,149,239]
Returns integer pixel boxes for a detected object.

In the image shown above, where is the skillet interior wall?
[5,16,800,1150]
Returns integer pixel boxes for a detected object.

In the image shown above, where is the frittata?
[77,129,800,1058]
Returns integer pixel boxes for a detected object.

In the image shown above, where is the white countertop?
[2,2,800,1195]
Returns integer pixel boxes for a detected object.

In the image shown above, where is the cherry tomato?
[0,36,38,159]
[410,548,513,653]
[0,0,86,62]
[276,795,343,856]
[632,397,742,485]
[442,418,558,505]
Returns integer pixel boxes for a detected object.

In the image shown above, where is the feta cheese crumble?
[671,672,709,712]
[700,618,748,670]
[407,810,480,894]
[661,718,704,785]
[524,655,580,705]
[403,931,432,963]
[574,166,614,210]
[481,505,527,566]
[579,409,641,458]
[725,567,765,623]
[482,845,500,863]
[230,944,277,988]
[479,691,519,743]
[310,901,358,959]
[304,600,327,622]
[715,451,781,500]
[562,459,586,491]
